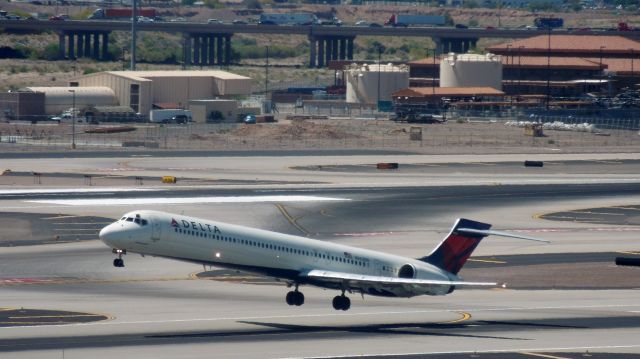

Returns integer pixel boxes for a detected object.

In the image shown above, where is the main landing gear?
[285,285,305,306]
[332,292,351,311]
[112,248,126,268]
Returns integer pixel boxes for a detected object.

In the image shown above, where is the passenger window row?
[174,227,369,267]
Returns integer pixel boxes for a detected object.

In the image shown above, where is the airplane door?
[373,260,384,276]
[151,217,161,242]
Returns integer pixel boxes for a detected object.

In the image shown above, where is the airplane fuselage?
[100,210,458,298]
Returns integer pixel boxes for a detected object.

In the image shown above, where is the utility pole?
[546,27,551,110]
[131,0,137,70]
[68,89,76,149]
[265,45,269,95]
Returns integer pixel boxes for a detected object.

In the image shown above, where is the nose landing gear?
[285,285,305,306]
[112,248,126,268]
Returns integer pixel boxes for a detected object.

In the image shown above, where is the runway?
[0,153,639,358]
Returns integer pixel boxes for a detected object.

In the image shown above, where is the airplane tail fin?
[419,218,549,275]
[419,218,491,275]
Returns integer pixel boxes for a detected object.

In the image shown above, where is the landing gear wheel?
[332,295,351,311]
[112,249,126,268]
[286,291,304,306]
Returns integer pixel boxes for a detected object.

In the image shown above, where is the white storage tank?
[346,63,409,104]
[439,53,503,90]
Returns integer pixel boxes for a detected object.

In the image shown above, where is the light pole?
[518,46,524,98]
[432,48,436,95]
[599,46,605,95]
[630,48,634,84]
[377,45,385,109]
[546,27,551,110]
[265,45,269,95]
[506,44,512,97]
[68,89,76,149]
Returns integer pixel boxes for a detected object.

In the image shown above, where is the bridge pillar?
[216,35,223,65]
[102,32,109,60]
[200,35,208,65]
[208,35,215,65]
[317,38,325,68]
[193,35,201,65]
[309,36,317,68]
[183,34,191,66]
[224,35,231,65]
[84,32,91,58]
[76,33,84,59]
[92,32,100,59]
[58,32,65,59]
[434,37,478,55]
[68,32,75,59]
[307,36,355,68]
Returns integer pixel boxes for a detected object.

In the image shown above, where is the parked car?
[49,15,65,21]
[454,23,468,29]
[232,19,247,25]
[137,16,154,23]
[169,114,190,124]
[207,18,224,24]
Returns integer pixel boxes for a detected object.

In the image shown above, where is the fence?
[1,119,638,152]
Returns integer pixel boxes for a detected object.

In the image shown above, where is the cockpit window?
[126,217,133,222]
[141,219,148,226]
[120,217,126,221]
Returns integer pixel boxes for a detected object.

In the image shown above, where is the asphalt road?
[1,155,640,358]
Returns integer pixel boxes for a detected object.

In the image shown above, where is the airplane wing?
[303,269,497,291]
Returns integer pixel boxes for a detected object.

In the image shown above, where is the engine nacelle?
[398,263,416,279]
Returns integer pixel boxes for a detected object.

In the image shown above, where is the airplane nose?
[99,223,118,246]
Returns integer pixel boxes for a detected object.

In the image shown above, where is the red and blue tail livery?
[420,219,491,275]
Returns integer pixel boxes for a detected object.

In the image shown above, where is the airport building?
[75,70,252,118]
[407,35,640,98]
[0,70,253,122]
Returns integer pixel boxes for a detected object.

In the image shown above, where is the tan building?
[75,70,252,116]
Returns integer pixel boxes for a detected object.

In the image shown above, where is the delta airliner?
[99,210,547,310]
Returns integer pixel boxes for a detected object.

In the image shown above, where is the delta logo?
[171,218,222,234]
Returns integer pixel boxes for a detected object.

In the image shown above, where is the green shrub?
[42,43,60,61]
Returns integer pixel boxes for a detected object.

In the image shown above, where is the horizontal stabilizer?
[457,228,551,243]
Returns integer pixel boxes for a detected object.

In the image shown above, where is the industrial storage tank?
[439,53,503,90]
[346,63,409,104]
[21,86,118,115]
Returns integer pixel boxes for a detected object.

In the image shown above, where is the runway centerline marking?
[520,352,571,359]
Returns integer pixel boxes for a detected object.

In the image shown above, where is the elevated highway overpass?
[2,19,639,67]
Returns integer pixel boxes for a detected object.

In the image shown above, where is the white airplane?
[99,210,548,311]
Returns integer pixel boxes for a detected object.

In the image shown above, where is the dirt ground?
[0,118,638,154]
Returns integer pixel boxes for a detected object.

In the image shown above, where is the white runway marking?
[0,188,158,195]
[26,195,351,206]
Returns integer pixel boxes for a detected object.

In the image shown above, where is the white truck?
[149,109,192,124]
